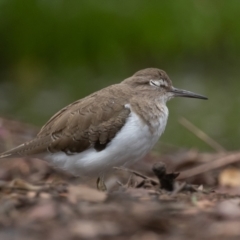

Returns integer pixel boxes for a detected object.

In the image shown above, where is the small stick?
[178,152,240,180]
[171,182,186,196]
[179,117,226,153]
[114,167,158,185]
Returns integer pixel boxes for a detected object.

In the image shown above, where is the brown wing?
[0,85,131,158]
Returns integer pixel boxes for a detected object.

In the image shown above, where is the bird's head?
[122,68,208,102]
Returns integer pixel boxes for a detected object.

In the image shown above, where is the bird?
[0,68,207,190]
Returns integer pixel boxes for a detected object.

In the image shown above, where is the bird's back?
[0,83,132,159]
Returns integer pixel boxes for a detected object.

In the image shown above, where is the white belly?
[44,106,169,178]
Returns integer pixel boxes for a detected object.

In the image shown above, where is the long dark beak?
[170,87,208,100]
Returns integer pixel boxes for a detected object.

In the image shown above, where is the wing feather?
[0,85,131,158]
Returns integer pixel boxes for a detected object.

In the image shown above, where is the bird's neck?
[129,95,169,133]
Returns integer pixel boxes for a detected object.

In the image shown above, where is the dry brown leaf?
[209,221,240,237]
[215,199,240,219]
[219,167,240,188]
[68,185,107,203]
[194,199,214,210]
[25,201,57,221]
[8,178,43,191]
[71,220,120,238]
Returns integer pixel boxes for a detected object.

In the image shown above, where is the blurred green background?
[0,0,239,151]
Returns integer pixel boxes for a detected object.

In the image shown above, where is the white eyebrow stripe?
[150,79,168,87]
[150,80,160,86]
[159,79,168,87]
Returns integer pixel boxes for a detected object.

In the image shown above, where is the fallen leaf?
[215,199,240,219]
[219,167,240,188]
[26,201,56,221]
[8,178,43,191]
[71,220,120,238]
[68,185,107,203]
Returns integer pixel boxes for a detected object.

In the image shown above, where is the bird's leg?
[97,174,107,191]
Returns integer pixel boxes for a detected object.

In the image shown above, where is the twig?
[171,182,186,196]
[179,117,226,153]
[114,167,158,185]
[178,152,240,180]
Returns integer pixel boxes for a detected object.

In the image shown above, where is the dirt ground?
[0,117,240,240]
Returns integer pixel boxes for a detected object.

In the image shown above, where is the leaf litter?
[0,117,240,239]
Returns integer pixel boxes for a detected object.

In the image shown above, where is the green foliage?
[0,0,240,150]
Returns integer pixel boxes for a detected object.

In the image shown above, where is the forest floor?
[0,117,240,240]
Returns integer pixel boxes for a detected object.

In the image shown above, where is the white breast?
[43,105,169,178]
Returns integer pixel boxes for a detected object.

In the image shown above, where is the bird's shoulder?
[39,84,131,136]
[36,84,132,153]
[0,84,134,158]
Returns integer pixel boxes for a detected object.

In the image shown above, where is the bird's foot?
[97,175,107,191]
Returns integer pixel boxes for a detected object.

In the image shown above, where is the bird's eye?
[149,80,160,87]
[150,79,168,88]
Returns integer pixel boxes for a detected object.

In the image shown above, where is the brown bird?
[0,68,207,190]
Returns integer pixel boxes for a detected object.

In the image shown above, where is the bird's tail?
[0,136,52,159]
[0,152,14,159]
[0,143,28,159]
